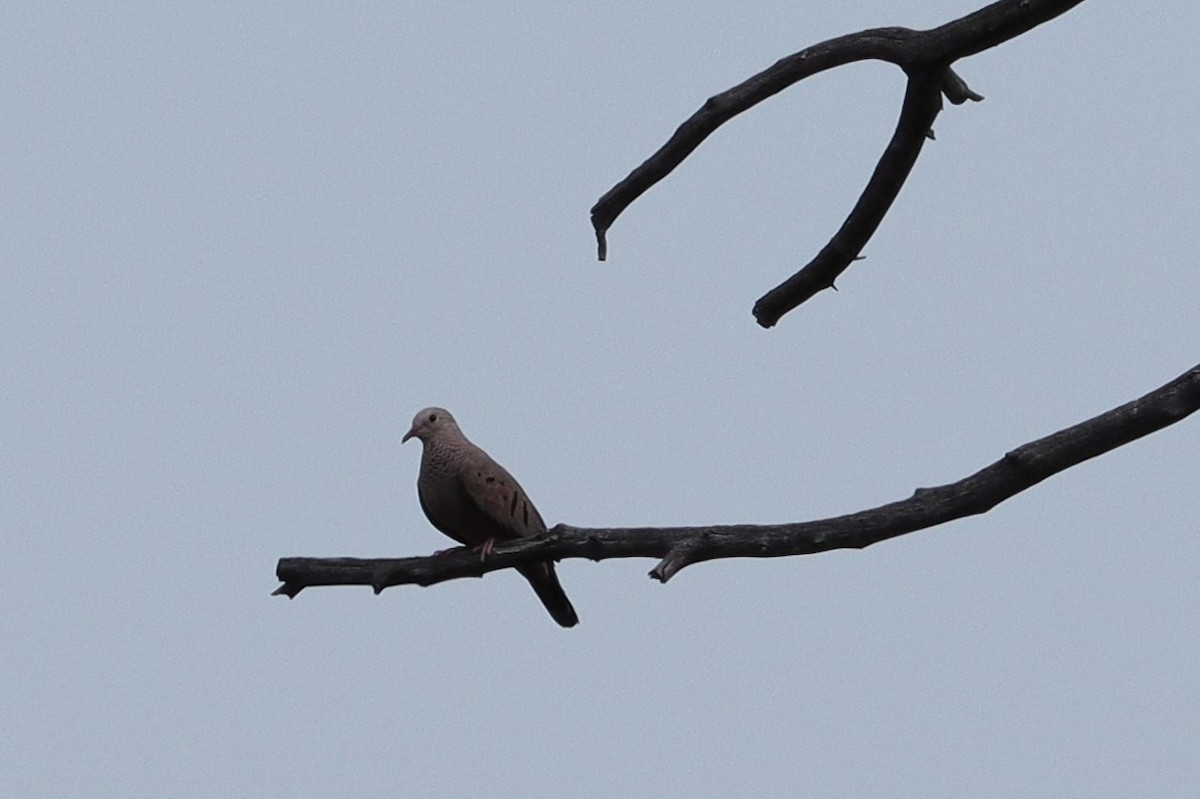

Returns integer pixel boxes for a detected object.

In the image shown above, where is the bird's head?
[402,406,458,444]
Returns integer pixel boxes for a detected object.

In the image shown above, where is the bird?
[401,407,579,628]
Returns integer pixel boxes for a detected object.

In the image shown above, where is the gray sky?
[4,2,1199,796]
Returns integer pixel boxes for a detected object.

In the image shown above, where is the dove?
[402,407,579,628]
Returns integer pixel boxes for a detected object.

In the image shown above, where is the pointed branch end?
[954,86,985,104]
[650,545,701,583]
[941,68,985,106]
[272,583,303,599]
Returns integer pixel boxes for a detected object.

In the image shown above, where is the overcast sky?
[4,2,1199,796]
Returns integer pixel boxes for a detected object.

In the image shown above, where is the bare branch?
[590,0,1087,326]
[751,67,944,327]
[275,364,1200,598]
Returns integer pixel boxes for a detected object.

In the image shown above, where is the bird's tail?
[518,563,579,628]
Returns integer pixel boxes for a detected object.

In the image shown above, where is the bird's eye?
[429,413,439,423]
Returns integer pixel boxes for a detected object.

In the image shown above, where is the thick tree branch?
[589,0,1087,327]
[275,363,1200,598]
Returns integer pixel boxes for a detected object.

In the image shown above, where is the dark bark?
[275,364,1200,598]
[589,0,1088,327]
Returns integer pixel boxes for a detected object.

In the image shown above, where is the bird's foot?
[475,537,497,562]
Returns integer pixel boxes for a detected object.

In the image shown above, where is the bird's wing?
[458,448,547,540]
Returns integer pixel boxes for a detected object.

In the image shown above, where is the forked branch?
[590,0,1088,327]
[275,364,1200,597]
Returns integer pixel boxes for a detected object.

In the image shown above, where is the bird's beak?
[401,426,416,444]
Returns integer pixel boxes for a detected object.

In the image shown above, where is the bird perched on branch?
[401,407,578,628]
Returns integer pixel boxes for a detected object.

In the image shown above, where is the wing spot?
[485,476,495,484]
